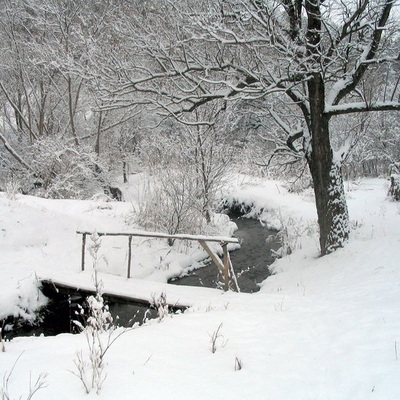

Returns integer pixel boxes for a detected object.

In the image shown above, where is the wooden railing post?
[81,233,87,271]
[127,235,132,278]
[222,243,229,292]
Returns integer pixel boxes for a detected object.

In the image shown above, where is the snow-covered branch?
[326,101,400,116]
[327,0,396,107]
[0,131,32,171]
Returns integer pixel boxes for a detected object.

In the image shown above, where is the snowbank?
[1,177,400,399]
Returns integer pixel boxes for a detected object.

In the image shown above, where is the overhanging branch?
[325,101,400,116]
[330,0,395,106]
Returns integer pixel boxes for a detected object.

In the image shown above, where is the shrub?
[388,174,400,201]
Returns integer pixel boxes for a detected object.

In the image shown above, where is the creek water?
[4,293,159,340]
[4,216,279,338]
[169,217,280,293]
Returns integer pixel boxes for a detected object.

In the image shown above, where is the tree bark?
[122,160,128,183]
[307,73,350,255]
[67,75,80,146]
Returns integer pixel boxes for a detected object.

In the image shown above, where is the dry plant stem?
[150,292,169,322]
[71,232,135,395]
[234,357,243,371]
[72,351,90,394]
[26,372,48,400]
[209,323,227,353]
[1,353,47,400]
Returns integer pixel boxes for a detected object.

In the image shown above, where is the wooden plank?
[40,280,189,310]
[198,239,225,275]
[76,230,239,244]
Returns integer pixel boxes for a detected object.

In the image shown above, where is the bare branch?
[326,101,400,116]
[329,0,396,106]
[0,130,32,170]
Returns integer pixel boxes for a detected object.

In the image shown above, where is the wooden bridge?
[76,230,240,292]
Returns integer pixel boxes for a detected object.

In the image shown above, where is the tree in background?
[137,102,234,240]
[103,0,400,255]
[0,0,137,197]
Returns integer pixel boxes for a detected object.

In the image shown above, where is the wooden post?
[222,243,230,292]
[199,240,229,291]
[198,240,224,272]
[226,248,240,292]
[81,233,87,271]
[127,235,132,278]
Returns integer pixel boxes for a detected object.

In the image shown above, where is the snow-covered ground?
[1,175,399,399]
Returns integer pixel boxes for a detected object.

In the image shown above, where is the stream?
[4,292,159,340]
[169,216,281,293]
[4,216,280,338]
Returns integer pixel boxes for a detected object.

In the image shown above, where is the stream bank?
[3,213,281,338]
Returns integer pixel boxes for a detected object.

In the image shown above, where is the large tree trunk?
[307,73,350,255]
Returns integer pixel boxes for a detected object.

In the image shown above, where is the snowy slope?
[1,177,399,399]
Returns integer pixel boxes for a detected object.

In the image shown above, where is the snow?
[325,101,400,115]
[1,176,400,399]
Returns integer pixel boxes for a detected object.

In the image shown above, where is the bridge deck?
[39,270,227,309]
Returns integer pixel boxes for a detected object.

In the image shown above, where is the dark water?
[169,217,280,293]
[3,292,159,340]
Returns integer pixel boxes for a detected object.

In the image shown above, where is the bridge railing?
[76,230,240,291]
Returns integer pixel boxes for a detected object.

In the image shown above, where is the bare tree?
[101,0,400,255]
[137,102,234,240]
[0,0,136,195]
[175,103,235,222]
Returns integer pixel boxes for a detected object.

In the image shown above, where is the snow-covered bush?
[21,138,104,199]
[4,178,21,200]
[388,174,400,201]
[135,170,208,245]
[150,292,169,322]
[72,290,115,395]
[339,111,400,179]
[267,211,317,259]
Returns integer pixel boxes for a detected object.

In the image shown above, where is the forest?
[0,0,399,252]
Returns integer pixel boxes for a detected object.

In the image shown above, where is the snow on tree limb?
[326,101,400,116]
[0,131,32,171]
[326,0,396,107]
